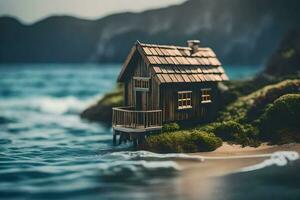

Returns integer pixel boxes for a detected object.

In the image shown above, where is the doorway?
[135,91,147,110]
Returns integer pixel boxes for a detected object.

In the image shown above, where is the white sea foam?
[99,160,181,172]
[0,95,102,115]
[104,150,299,173]
[98,160,181,180]
[37,96,98,114]
[239,151,299,172]
[105,151,205,161]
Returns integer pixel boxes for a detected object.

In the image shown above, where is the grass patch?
[259,94,300,144]
[162,123,180,132]
[142,79,299,152]
[142,130,222,153]
[80,84,123,122]
[219,79,300,123]
[209,80,299,146]
[98,83,123,107]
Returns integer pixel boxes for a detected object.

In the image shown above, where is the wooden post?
[113,131,117,145]
[138,134,145,145]
[119,133,124,145]
[133,135,138,147]
[124,133,129,144]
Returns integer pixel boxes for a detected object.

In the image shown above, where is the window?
[178,91,192,109]
[201,88,212,103]
[133,77,150,91]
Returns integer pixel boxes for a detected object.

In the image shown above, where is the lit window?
[178,91,192,109]
[201,88,211,103]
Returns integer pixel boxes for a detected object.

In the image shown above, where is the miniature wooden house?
[112,40,228,135]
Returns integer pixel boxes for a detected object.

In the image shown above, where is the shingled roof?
[118,40,229,83]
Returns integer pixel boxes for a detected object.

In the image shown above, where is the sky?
[0,0,185,24]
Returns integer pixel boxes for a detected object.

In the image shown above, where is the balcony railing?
[112,106,162,131]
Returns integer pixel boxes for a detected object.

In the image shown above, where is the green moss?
[142,130,222,153]
[214,121,244,141]
[221,75,278,102]
[190,131,223,151]
[189,80,299,147]
[162,123,180,132]
[195,122,221,133]
[259,94,300,144]
[210,80,299,146]
[142,80,299,152]
[98,83,123,107]
[219,79,300,123]
[80,84,124,122]
[195,121,260,147]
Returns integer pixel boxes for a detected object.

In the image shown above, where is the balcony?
[112,106,162,133]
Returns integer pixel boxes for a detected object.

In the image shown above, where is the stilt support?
[113,132,117,145]
[133,137,138,147]
[119,133,124,145]
[112,128,160,147]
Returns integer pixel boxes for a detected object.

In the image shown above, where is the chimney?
[187,40,200,54]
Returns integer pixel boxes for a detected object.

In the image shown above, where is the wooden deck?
[112,107,162,146]
[112,106,162,132]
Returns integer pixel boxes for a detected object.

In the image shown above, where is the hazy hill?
[265,27,300,76]
[0,0,299,65]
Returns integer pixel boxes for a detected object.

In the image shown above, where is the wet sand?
[174,143,300,199]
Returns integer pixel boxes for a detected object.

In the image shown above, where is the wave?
[0,95,102,115]
[103,150,299,173]
[105,150,300,162]
[98,160,181,182]
[103,151,205,162]
[239,151,299,172]
[33,96,89,115]
[0,116,16,124]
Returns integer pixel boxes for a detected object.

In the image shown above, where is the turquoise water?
[0,64,298,200]
[225,65,263,80]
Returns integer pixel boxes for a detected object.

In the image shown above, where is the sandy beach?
[173,143,300,199]
[179,142,300,176]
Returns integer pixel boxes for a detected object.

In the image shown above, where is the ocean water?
[0,64,299,200]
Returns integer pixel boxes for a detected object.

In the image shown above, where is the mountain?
[265,27,300,76]
[0,0,300,65]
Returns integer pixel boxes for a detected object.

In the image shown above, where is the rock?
[80,84,123,123]
[80,103,114,124]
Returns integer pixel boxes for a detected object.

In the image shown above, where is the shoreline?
[173,143,300,199]
[177,142,300,177]
[193,142,300,156]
